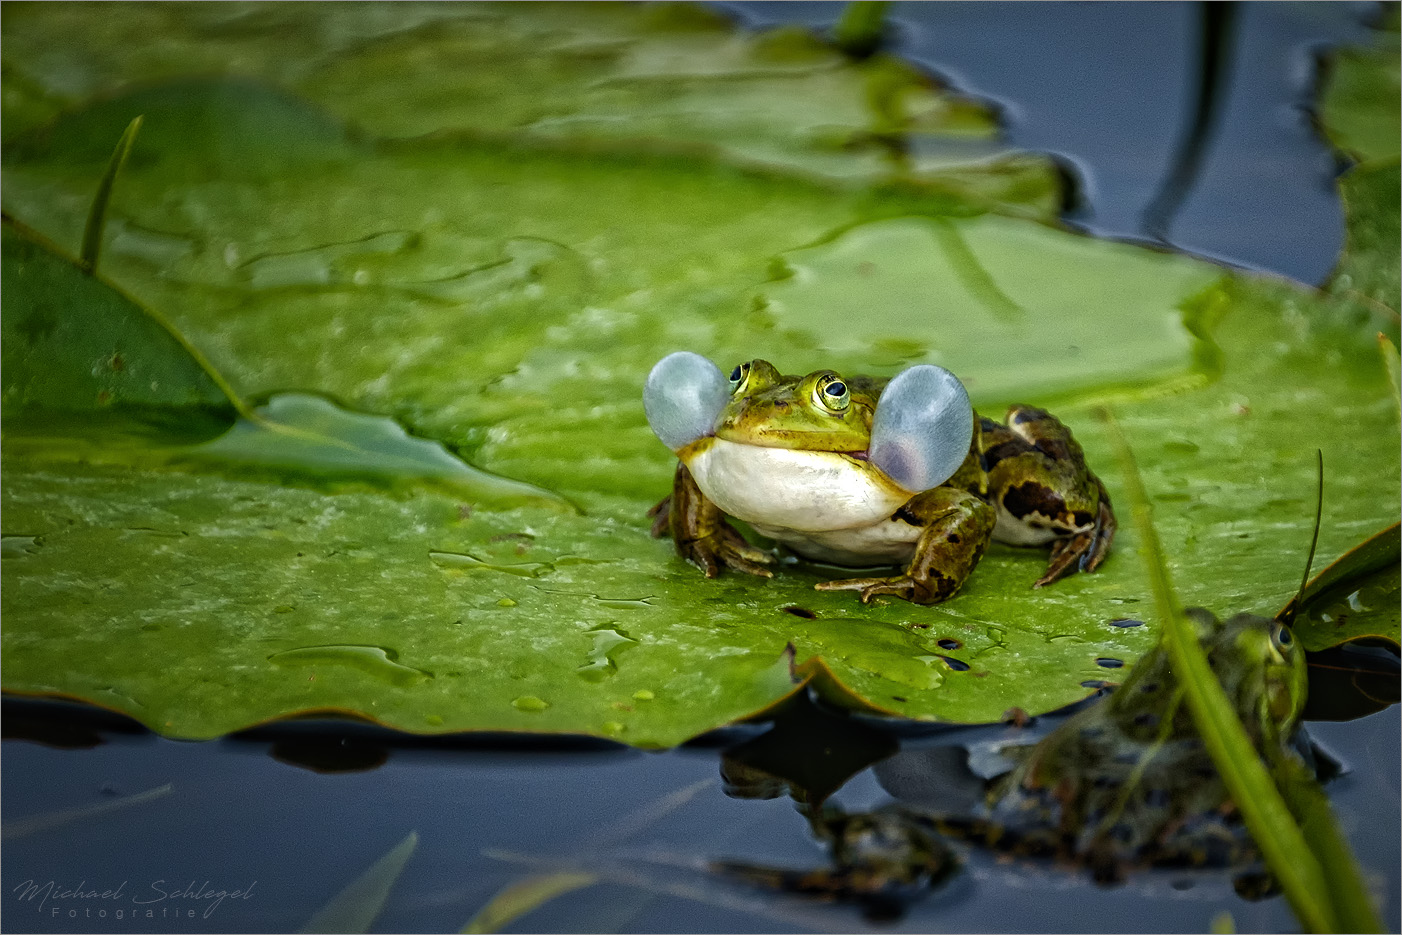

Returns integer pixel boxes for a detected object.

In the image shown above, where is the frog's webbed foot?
[681,522,775,579]
[817,488,995,605]
[652,462,774,579]
[1034,481,1116,588]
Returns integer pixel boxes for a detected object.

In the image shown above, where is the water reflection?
[710,609,1388,922]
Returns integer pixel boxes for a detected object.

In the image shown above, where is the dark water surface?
[4,4,1397,933]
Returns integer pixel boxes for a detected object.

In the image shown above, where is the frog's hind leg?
[986,407,1117,588]
[815,487,995,605]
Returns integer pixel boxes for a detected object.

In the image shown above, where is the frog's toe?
[815,575,895,602]
[1081,492,1116,574]
[1033,532,1094,588]
[1033,490,1115,587]
[682,527,775,578]
[722,546,776,578]
[817,575,955,605]
[678,538,723,577]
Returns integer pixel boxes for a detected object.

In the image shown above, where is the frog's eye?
[644,351,729,452]
[1271,622,1295,653]
[869,364,974,493]
[729,362,751,395]
[814,375,850,413]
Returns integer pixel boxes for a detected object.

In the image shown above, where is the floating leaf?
[0,218,236,435]
[2,3,1398,745]
[1281,523,1401,651]
[744,215,1222,401]
[0,3,1055,209]
[1318,14,1401,315]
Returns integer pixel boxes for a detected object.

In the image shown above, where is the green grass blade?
[1272,753,1385,933]
[1099,407,1336,933]
[300,831,418,934]
[1379,332,1401,423]
[461,872,598,934]
[79,115,143,274]
[1,783,172,841]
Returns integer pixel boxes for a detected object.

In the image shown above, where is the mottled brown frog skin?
[649,359,1115,604]
[905,609,1310,887]
[716,610,1310,908]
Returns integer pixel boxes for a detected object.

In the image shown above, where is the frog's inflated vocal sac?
[643,352,1115,604]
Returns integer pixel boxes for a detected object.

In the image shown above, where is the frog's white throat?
[685,437,913,533]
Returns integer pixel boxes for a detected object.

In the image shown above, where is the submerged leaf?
[461,872,598,935]
[1,783,172,841]
[1319,16,1401,314]
[1317,29,1401,164]
[301,831,418,934]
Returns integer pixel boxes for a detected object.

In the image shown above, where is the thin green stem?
[80,115,143,274]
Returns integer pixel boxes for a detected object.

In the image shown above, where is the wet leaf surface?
[2,3,1398,746]
[0,219,234,429]
[1281,522,1401,651]
[1317,9,1400,165]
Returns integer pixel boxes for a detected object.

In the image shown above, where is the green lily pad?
[1317,14,1400,165]
[2,3,1399,746]
[1332,160,1401,316]
[1281,522,1401,651]
[0,2,1058,211]
[0,219,234,435]
[743,214,1221,401]
[1319,13,1401,315]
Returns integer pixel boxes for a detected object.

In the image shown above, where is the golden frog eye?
[814,375,850,413]
[729,362,751,395]
[1271,622,1295,654]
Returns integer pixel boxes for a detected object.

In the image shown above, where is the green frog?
[716,609,1311,911]
[910,608,1310,887]
[643,352,1115,603]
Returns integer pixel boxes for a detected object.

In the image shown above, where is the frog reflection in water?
[718,609,1311,913]
[643,353,1115,603]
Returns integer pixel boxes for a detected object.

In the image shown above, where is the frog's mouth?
[711,424,872,456]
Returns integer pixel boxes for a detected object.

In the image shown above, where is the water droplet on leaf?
[268,645,432,687]
[577,627,638,682]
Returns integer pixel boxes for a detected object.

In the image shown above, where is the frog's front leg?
[815,487,995,605]
[648,462,775,579]
[985,407,1116,588]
